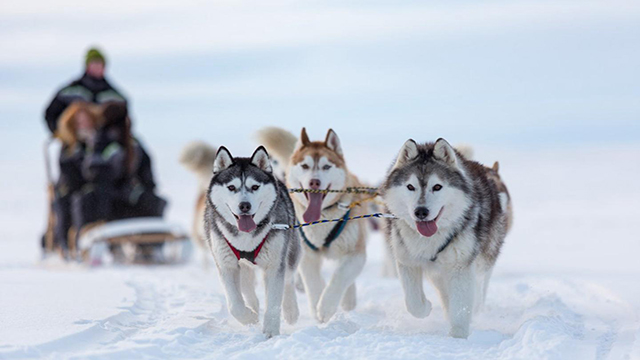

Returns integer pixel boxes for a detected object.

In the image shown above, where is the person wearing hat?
[44,47,127,134]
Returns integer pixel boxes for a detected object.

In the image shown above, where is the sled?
[77,217,191,265]
[43,138,57,255]
[43,137,191,264]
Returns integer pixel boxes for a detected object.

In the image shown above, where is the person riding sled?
[50,102,103,254]
[85,102,167,224]
[43,47,128,255]
[45,48,126,134]
[51,102,167,258]
[43,48,167,259]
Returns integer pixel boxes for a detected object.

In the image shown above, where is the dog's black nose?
[309,179,321,190]
[239,202,252,213]
[414,207,429,220]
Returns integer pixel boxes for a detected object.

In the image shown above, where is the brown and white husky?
[258,127,368,323]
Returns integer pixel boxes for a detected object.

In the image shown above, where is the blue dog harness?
[300,209,352,251]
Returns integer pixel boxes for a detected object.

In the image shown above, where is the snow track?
[1,251,638,359]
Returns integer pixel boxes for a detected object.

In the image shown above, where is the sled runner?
[77,217,190,264]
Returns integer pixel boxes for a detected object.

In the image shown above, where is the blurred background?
[1,0,639,269]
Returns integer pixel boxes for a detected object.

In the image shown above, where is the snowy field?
[1,143,639,360]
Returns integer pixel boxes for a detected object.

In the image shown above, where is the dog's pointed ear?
[492,161,500,172]
[294,127,311,151]
[301,127,310,145]
[251,146,272,173]
[324,129,343,156]
[433,138,458,167]
[392,139,419,170]
[213,146,233,174]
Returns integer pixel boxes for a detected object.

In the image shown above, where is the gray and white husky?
[204,146,300,338]
[381,138,512,338]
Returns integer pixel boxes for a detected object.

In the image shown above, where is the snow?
[0,143,639,360]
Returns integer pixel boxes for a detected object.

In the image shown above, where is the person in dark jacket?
[70,103,167,243]
[43,48,126,255]
[44,48,126,134]
[51,102,104,251]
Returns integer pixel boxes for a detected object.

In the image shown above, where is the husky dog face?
[382,139,472,238]
[287,128,347,223]
[209,146,278,233]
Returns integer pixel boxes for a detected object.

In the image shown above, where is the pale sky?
[1,0,639,155]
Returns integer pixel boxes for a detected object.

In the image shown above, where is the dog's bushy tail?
[180,141,217,176]
[455,144,474,160]
[254,127,297,168]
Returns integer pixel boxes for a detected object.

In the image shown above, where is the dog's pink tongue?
[416,220,438,237]
[303,193,323,223]
[237,215,257,233]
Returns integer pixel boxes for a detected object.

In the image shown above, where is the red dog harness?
[224,233,269,264]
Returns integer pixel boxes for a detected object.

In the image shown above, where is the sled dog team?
[181,127,512,339]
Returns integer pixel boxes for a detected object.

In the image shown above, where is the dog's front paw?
[230,305,259,325]
[283,299,299,325]
[340,287,356,312]
[316,297,339,323]
[449,325,470,339]
[262,324,280,339]
[406,295,432,318]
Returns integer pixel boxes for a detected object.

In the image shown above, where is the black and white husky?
[204,146,300,338]
[381,138,512,338]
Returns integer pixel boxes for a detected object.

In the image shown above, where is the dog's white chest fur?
[392,219,476,269]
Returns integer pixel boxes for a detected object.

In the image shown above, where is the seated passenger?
[70,102,167,241]
[52,102,103,251]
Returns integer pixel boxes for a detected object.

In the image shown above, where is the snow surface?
[0,143,639,360]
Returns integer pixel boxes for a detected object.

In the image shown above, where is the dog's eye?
[407,184,415,191]
[227,185,236,191]
[433,184,442,191]
[323,165,332,170]
[301,164,309,170]
[251,185,260,191]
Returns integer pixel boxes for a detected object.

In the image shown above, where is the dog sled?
[43,137,191,265]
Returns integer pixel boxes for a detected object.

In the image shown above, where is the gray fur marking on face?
[382,142,469,194]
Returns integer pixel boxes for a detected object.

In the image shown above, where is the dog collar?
[224,232,269,264]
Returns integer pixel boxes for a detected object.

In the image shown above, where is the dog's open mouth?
[416,207,444,238]
[303,185,329,223]
[234,213,257,233]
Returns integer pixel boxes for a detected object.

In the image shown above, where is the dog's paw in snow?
[406,295,432,318]
[340,285,357,311]
[263,327,279,339]
[262,316,281,338]
[230,305,259,325]
[316,296,340,323]
[449,325,470,339]
[283,299,299,325]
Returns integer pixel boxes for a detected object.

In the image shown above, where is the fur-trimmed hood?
[55,101,104,148]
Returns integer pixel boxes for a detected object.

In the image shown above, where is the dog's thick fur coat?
[381,138,512,338]
[258,127,368,322]
[204,146,300,337]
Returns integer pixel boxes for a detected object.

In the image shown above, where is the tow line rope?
[272,212,396,230]
[289,186,382,209]
[288,187,378,195]
[273,186,394,230]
